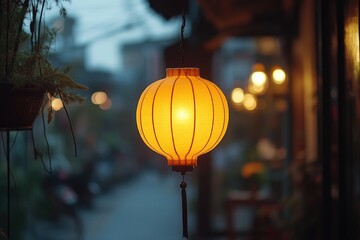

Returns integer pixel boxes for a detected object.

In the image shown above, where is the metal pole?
[7,130,10,239]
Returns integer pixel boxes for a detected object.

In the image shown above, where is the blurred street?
[79,169,195,240]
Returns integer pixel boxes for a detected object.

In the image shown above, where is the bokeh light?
[51,98,63,111]
[272,68,286,84]
[250,71,267,86]
[243,93,257,110]
[91,91,108,105]
[231,87,245,104]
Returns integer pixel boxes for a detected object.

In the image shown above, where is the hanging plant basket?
[0,84,45,131]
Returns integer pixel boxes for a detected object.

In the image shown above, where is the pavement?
[79,169,196,240]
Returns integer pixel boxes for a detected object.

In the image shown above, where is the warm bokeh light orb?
[91,91,108,105]
[136,68,229,168]
[251,71,267,86]
[51,98,63,111]
[243,93,257,111]
[231,87,244,104]
[272,68,286,84]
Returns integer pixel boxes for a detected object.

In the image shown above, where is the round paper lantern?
[136,68,229,171]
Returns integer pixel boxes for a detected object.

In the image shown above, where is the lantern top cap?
[166,68,200,77]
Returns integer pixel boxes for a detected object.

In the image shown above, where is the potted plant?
[0,0,87,130]
[241,160,267,197]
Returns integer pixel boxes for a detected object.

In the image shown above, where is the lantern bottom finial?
[171,166,194,173]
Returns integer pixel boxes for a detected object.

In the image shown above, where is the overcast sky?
[48,0,179,74]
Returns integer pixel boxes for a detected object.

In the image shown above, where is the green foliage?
[240,149,269,187]
[0,162,46,240]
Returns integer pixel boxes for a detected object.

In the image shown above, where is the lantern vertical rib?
[184,75,197,164]
[137,86,159,154]
[170,76,181,164]
[151,80,174,161]
[210,86,229,150]
[200,82,228,154]
[191,78,215,159]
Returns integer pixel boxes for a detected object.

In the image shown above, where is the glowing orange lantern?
[136,67,229,172]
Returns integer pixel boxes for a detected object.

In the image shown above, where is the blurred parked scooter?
[51,154,101,208]
[43,170,83,239]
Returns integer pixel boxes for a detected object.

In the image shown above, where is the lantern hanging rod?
[179,2,186,67]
